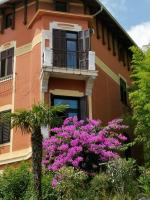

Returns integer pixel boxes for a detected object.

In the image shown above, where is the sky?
[100,0,150,48]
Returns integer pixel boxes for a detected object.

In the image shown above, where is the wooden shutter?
[120,78,127,105]
[53,29,66,67]
[78,30,90,69]
[0,111,11,144]
[80,96,88,120]
[7,48,14,75]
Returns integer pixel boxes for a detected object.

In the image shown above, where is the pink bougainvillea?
[43,117,128,173]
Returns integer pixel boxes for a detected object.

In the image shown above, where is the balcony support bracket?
[41,71,50,93]
[85,76,96,96]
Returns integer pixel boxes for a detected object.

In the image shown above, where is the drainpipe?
[92,5,103,17]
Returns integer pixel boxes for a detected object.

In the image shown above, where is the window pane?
[7,57,13,75]
[68,112,78,117]
[54,98,78,109]
[55,2,67,12]
[67,40,77,68]
[1,59,6,77]
[66,33,77,39]
[5,13,13,29]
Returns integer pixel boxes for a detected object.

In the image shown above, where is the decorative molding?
[50,89,84,97]
[85,76,96,96]
[0,143,10,148]
[0,75,13,83]
[96,56,120,85]
[0,104,12,112]
[15,33,41,56]
[0,41,16,51]
[0,147,32,166]
[41,71,50,92]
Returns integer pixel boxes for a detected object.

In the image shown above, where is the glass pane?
[67,40,77,68]
[66,33,77,39]
[68,112,78,117]
[1,59,6,77]
[55,2,67,12]
[7,57,13,75]
[54,98,78,109]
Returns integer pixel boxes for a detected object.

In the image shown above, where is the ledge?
[27,9,93,29]
[0,75,13,83]
[0,147,32,165]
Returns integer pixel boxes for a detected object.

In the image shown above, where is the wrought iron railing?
[43,48,95,71]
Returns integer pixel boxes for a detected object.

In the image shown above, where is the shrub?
[23,171,57,200]
[87,173,110,200]
[53,167,87,200]
[43,117,127,173]
[0,162,31,200]
[138,167,150,198]
[106,158,139,200]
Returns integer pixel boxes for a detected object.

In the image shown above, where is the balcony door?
[66,32,78,69]
[53,29,90,69]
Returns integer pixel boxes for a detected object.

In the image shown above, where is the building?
[0,0,135,168]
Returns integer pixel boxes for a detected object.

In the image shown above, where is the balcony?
[42,48,97,79]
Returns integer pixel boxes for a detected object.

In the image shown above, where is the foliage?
[23,171,57,200]
[0,162,31,200]
[53,167,87,200]
[106,158,139,200]
[43,117,128,173]
[8,103,68,200]
[129,46,150,162]
[138,167,150,198]
[87,172,110,200]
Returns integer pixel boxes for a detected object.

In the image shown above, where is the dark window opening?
[53,30,78,69]
[5,13,13,29]
[55,1,67,12]
[120,78,127,105]
[0,110,11,145]
[0,48,14,78]
[51,95,88,122]
[52,95,80,119]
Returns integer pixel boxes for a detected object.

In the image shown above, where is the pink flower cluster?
[42,117,128,172]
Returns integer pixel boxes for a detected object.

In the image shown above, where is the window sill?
[0,75,13,83]
[0,142,10,148]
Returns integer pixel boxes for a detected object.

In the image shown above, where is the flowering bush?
[43,117,127,173]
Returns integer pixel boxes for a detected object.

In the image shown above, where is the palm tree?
[8,103,67,200]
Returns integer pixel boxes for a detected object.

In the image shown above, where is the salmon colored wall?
[0,1,132,158]
[0,145,10,154]
[49,78,85,92]
[0,80,12,106]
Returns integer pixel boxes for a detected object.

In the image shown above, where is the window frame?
[0,110,11,145]
[5,13,13,29]
[51,95,81,119]
[120,77,128,105]
[0,47,14,78]
[54,0,68,12]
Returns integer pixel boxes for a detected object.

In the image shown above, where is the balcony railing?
[43,48,95,71]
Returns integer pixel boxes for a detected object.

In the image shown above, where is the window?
[0,48,14,78]
[52,29,90,69]
[120,78,127,105]
[5,13,13,29]
[0,110,11,145]
[51,95,88,120]
[55,0,67,12]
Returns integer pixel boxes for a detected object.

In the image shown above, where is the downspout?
[92,5,103,17]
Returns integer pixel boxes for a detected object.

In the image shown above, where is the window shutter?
[0,111,11,144]
[2,120,11,143]
[120,78,127,105]
[80,96,88,120]
[78,30,90,69]
[53,29,66,67]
